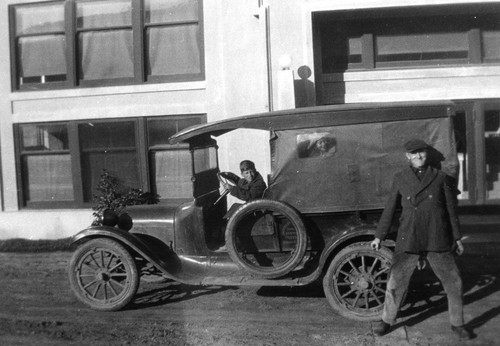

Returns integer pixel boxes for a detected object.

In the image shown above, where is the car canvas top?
[169,101,455,145]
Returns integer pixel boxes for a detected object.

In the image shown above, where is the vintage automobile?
[68,101,459,321]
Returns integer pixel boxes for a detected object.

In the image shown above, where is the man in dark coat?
[371,139,472,339]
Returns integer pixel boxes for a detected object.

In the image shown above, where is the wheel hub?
[352,273,373,291]
[96,270,110,282]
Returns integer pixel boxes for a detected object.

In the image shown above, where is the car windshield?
[193,146,218,174]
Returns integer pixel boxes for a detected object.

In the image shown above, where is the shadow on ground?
[394,252,500,331]
[130,280,238,310]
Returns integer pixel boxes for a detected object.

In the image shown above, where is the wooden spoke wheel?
[323,242,392,321]
[69,238,139,311]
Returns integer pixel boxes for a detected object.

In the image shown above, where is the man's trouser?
[382,251,464,327]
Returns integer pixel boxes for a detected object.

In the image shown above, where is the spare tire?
[225,199,307,278]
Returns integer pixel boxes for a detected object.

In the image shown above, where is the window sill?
[10,80,207,102]
[323,64,500,83]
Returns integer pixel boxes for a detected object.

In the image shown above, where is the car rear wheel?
[69,238,139,311]
[225,199,307,279]
[323,242,392,321]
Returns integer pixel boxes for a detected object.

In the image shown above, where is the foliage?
[92,170,160,226]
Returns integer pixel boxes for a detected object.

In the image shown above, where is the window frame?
[9,0,205,91]
[314,4,500,73]
[146,114,205,201]
[10,1,72,91]
[143,0,205,84]
[75,0,136,87]
[454,100,500,206]
[15,114,206,209]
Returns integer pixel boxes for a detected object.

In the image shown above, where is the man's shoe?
[373,321,391,336]
[451,325,472,339]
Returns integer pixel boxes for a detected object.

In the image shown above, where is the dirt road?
[0,250,499,345]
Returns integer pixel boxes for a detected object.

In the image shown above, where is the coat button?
[407,196,411,200]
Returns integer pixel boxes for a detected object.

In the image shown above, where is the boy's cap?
[404,139,428,153]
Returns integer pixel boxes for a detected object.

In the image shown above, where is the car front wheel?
[69,238,139,311]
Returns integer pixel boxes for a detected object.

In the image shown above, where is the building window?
[12,2,67,87]
[145,0,202,81]
[18,124,73,205]
[15,115,205,208]
[79,121,139,202]
[10,0,204,91]
[77,0,134,84]
[147,116,202,199]
[316,4,500,73]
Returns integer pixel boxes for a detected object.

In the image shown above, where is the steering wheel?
[213,173,231,206]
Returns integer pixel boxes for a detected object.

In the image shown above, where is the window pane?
[485,107,500,200]
[152,150,192,198]
[15,3,65,35]
[79,121,138,202]
[80,122,135,149]
[81,151,139,202]
[482,30,500,60]
[147,117,202,146]
[21,124,68,151]
[320,21,362,72]
[376,32,469,62]
[18,35,66,80]
[454,111,469,200]
[146,25,201,77]
[145,0,198,23]
[193,147,217,174]
[78,30,133,80]
[77,0,131,28]
[348,37,362,63]
[23,154,74,202]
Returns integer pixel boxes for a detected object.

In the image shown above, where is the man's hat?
[404,139,428,153]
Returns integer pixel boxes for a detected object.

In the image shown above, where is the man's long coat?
[375,166,461,253]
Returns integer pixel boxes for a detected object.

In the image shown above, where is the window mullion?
[132,0,145,83]
[9,5,18,91]
[362,33,375,69]
[68,122,84,205]
[13,126,25,207]
[197,0,205,79]
[137,118,149,191]
[468,28,482,64]
[65,0,77,87]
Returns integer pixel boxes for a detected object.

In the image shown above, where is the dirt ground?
[0,248,499,346]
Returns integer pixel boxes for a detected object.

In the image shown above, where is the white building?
[1,0,499,239]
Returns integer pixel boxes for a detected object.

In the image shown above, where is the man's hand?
[222,182,231,191]
[455,239,465,256]
[371,238,381,251]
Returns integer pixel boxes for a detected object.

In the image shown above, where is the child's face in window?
[316,138,328,152]
[242,169,256,182]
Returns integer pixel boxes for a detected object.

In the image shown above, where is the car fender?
[318,225,395,271]
[71,226,179,279]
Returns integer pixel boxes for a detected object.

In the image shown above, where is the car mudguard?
[318,225,395,271]
[71,226,180,279]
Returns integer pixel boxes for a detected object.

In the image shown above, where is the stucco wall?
[0,0,272,239]
[0,0,499,239]
[268,0,500,104]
